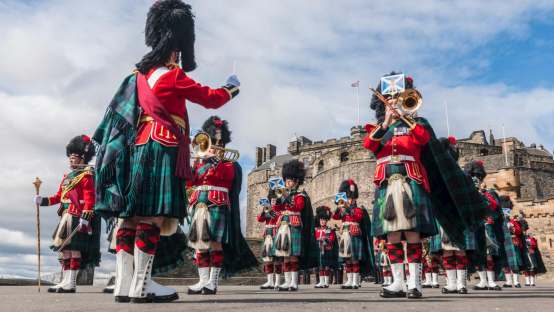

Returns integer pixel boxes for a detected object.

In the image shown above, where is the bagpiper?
[501,196,524,288]
[363,72,486,299]
[312,206,338,288]
[428,137,473,294]
[93,0,240,303]
[272,159,314,291]
[523,230,547,286]
[465,160,506,291]
[257,190,282,290]
[332,180,373,289]
[187,116,257,295]
[36,135,101,293]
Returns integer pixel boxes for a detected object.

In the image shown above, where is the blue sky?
[0,0,553,279]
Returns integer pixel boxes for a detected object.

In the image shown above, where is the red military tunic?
[188,159,236,208]
[136,67,235,147]
[257,204,281,237]
[332,206,363,236]
[44,169,95,217]
[526,236,538,253]
[315,226,336,251]
[509,218,524,248]
[275,193,305,227]
[363,122,431,192]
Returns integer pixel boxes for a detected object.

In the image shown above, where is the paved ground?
[1,283,553,312]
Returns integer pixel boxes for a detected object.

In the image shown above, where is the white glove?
[78,218,89,229]
[35,195,42,205]
[226,74,240,87]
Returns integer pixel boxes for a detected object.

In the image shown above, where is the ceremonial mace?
[33,177,42,292]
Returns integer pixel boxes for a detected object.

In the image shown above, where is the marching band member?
[364,72,486,299]
[36,135,100,293]
[313,206,337,288]
[332,180,372,289]
[187,116,257,295]
[93,0,240,303]
[273,160,314,291]
[257,190,281,290]
[501,196,524,288]
[523,230,547,286]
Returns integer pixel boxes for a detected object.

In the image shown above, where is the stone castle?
[246,126,554,271]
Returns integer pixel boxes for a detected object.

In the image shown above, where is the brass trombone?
[191,132,240,162]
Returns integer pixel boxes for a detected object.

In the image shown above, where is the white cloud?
[0,227,35,248]
[1,0,553,278]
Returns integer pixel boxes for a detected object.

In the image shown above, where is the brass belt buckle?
[391,155,401,163]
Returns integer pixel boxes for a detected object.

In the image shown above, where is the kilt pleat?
[123,140,186,219]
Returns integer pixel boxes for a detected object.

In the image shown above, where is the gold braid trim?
[60,168,91,200]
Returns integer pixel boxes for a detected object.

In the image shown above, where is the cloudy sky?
[1,0,553,279]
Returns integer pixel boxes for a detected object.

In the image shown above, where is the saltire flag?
[268,177,285,190]
[335,192,348,204]
[380,74,405,95]
[351,80,360,88]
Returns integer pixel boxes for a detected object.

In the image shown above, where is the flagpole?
[444,100,450,137]
[356,85,360,126]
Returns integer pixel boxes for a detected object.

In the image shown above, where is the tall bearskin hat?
[499,195,513,209]
[315,206,332,225]
[202,116,231,147]
[282,159,306,185]
[370,71,414,123]
[338,179,359,199]
[136,0,196,74]
[439,136,460,161]
[464,160,487,180]
[66,135,95,164]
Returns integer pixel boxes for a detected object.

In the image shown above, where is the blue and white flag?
[380,74,405,95]
[335,192,348,204]
[268,177,285,190]
[259,198,271,207]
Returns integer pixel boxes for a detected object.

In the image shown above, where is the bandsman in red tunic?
[187,116,257,295]
[257,191,283,289]
[93,0,240,303]
[36,135,100,293]
[272,160,314,291]
[313,206,337,288]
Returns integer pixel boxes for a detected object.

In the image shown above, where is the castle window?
[480,148,489,156]
[340,152,349,163]
[317,160,324,173]
[550,239,553,248]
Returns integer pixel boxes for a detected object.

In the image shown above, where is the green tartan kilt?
[429,229,475,252]
[122,140,187,219]
[484,223,500,256]
[209,205,228,244]
[189,191,230,244]
[371,164,437,238]
[261,228,276,258]
[316,250,336,267]
[525,251,539,270]
[152,227,188,276]
[341,235,364,262]
[274,222,303,257]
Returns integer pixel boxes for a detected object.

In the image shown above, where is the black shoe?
[407,288,423,299]
[515,284,521,288]
[432,284,440,288]
[278,286,289,291]
[502,284,512,288]
[380,288,406,298]
[47,287,59,293]
[341,285,353,289]
[103,287,114,294]
[56,288,76,293]
[288,286,298,291]
[442,287,458,294]
[473,285,488,291]
[323,285,329,288]
[458,287,468,294]
[202,287,217,295]
[489,285,502,291]
[187,288,203,295]
[131,292,179,303]
[422,284,432,288]
[115,296,130,303]
[531,284,536,287]
[525,283,530,287]
[260,285,274,290]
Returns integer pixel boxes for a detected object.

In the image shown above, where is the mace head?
[33,177,42,193]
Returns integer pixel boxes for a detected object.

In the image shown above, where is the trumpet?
[275,187,288,198]
[369,87,422,117]
[191,132,240,162]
